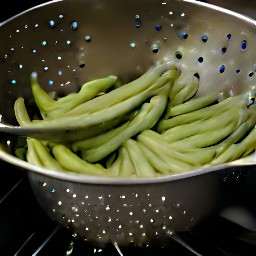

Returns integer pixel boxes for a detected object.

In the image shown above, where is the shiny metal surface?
[0,0,256,247]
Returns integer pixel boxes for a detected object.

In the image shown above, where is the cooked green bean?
[27,138,64,171]
[13,64,256,178]
[14,97,32,126]
[168,73,199,107]
[123,139,156,178]
[169,92,219,117]
[137,130,197,169]
[162,106,243,143]
[45,75,118,119]
[138,141,176,174]
[81,84,171,162]
[18,69,175,131]
[211,128,256,165]
[118,145,136,177]
[157,94,248,132]
[71,110,139,152]
[52,144,107,175]
[64,66,176,116]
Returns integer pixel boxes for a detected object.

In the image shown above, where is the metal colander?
[0,0,256,248]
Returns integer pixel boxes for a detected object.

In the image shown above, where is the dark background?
[1,0,256,23]
[0,0,50,22]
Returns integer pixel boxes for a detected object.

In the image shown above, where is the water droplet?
[71,21,78,30]
[49,20,55,28]
[59,14,64,19]
[85,35,91,42]
[155,24,162,31]
[48,80,54,85]
[44,67,49,71]
[66,40,71,45]
[11,79,17,84]
[18,64,23,69]
[135,15,142,28]
[236,69,241,73]
[32,49,37,53]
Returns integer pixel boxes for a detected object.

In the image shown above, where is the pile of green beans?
[13,65,256,178]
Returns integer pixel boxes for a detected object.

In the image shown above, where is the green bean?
[30,72,56,114]
[168,71,197,101]
[168,106,251,150]
[52,144,107,175]
[108,153,122,177]
[169,92,219,117]
[171,121,238,149]
[138,141,175,175]
[31,72,117,119]
[15,147,27,161]
[118,145,136,177]
[216,119,256,156]
[64,65,176,117]
[157,94,248,132]
[45,75,118,119]
[71,110,139,151]
[137,130,197,168]
[26,138,43,167]
[178,147,216,166]
[81,83,171,162]
[14,97,32,126]
[123,139,156,178]
[162,106,245,143]
[22,69,174,130]
[212,123,256,165]
[27,138,64,171]
[73,102,151,153]
[168,74,199,107]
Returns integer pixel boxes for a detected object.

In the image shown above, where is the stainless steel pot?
[0,0,256,247]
